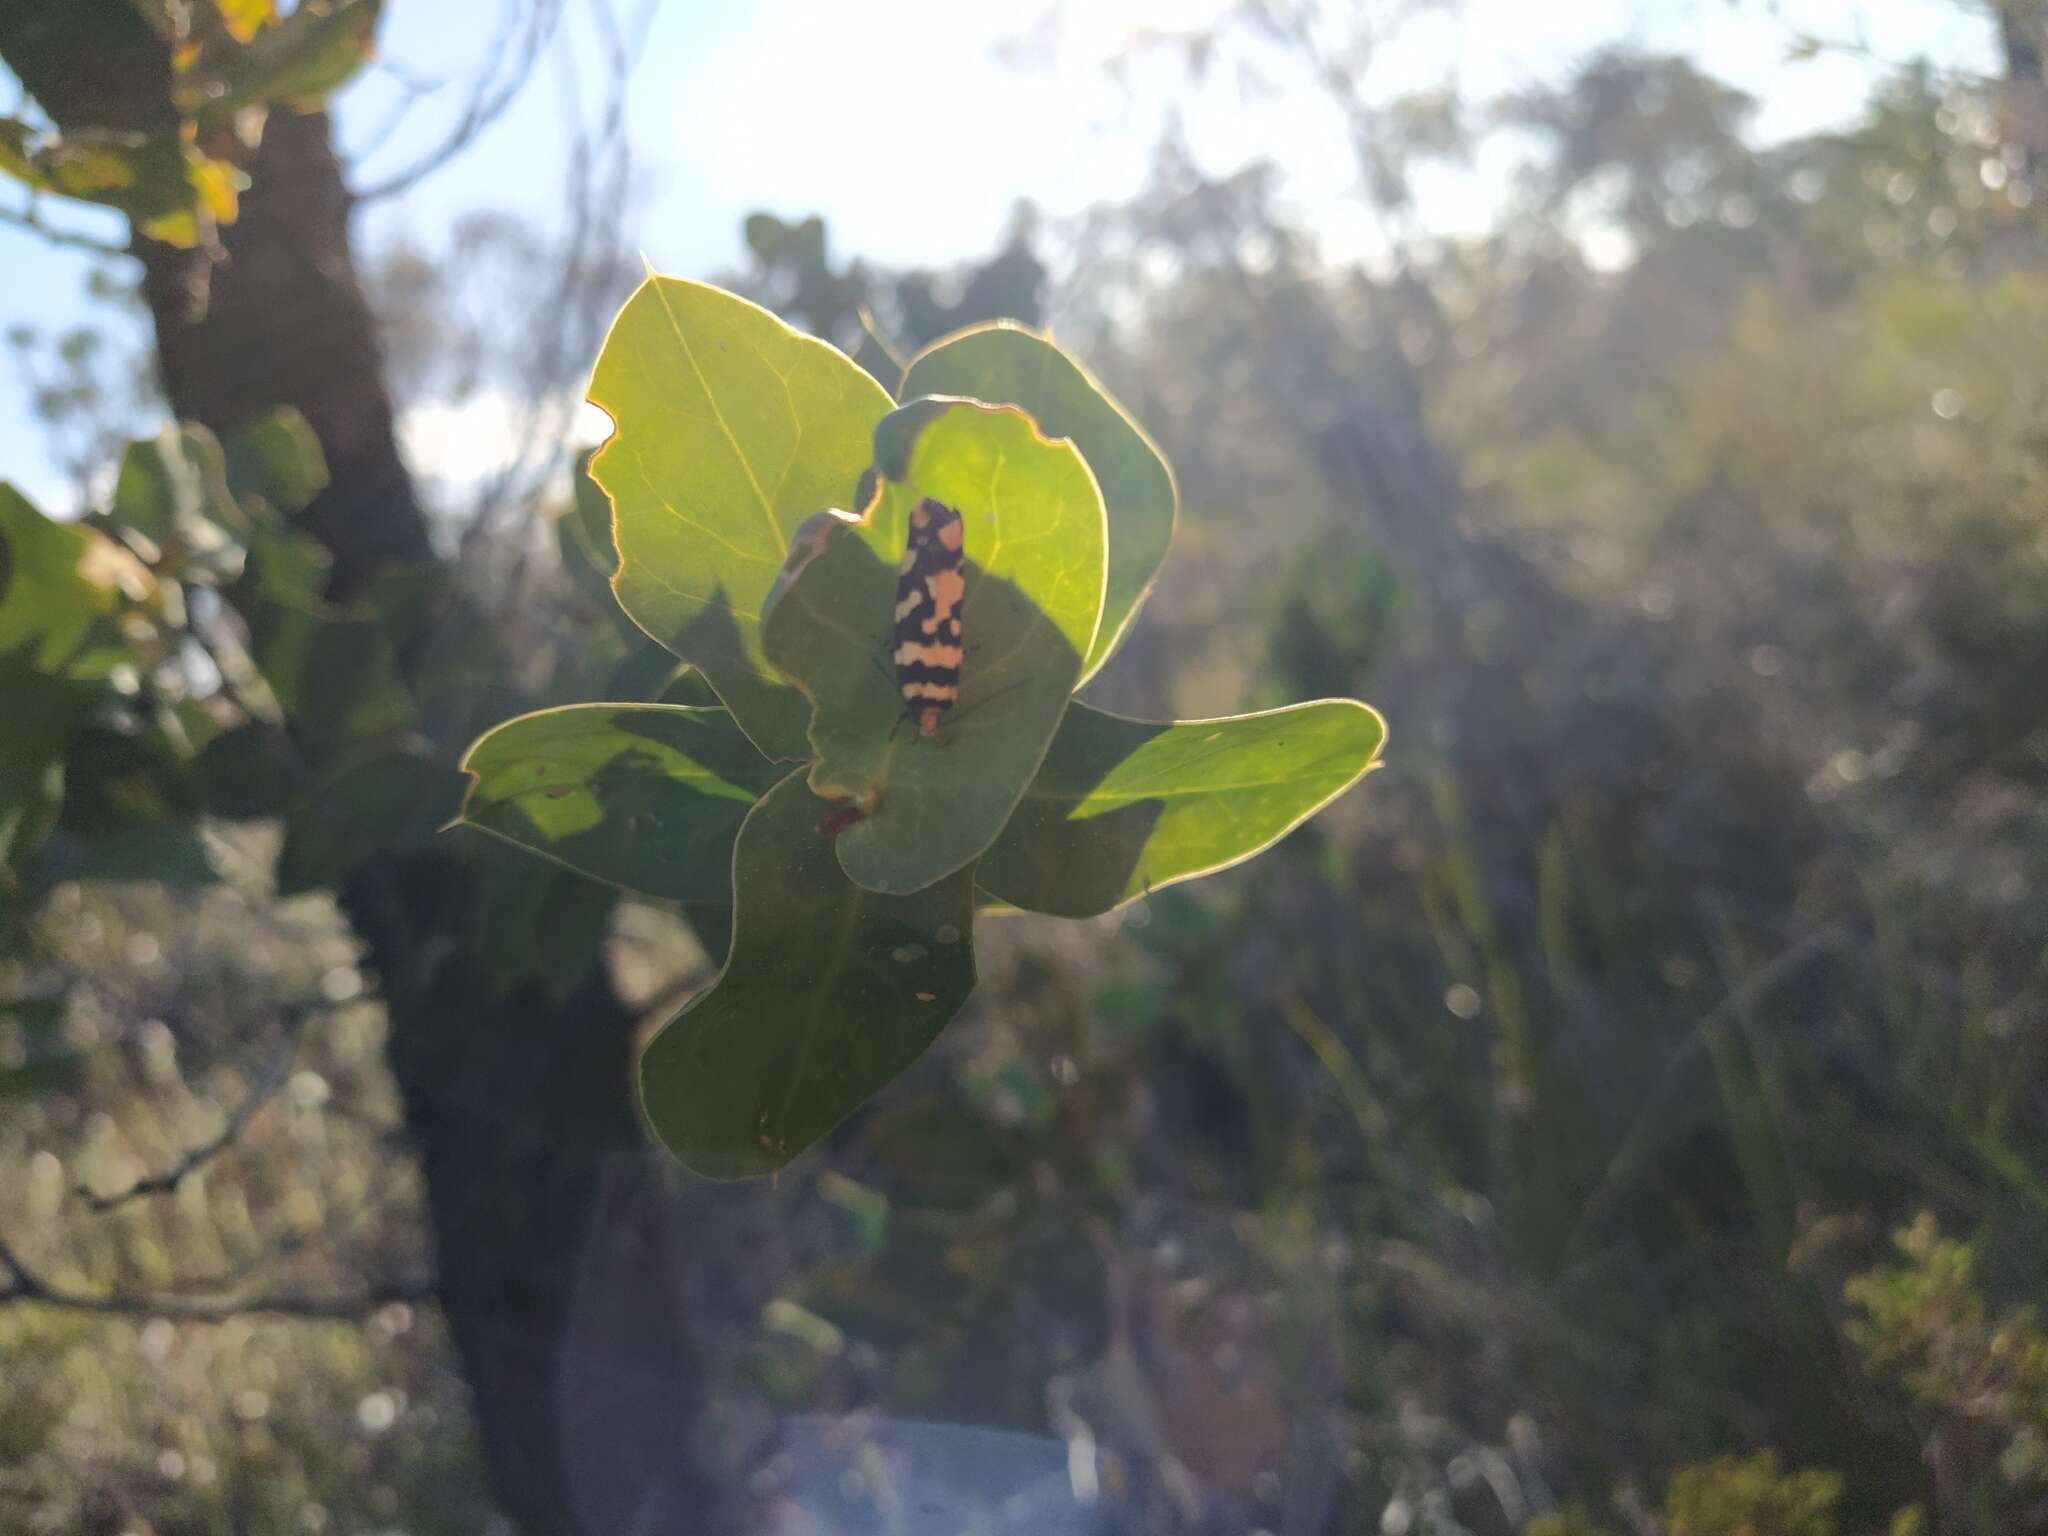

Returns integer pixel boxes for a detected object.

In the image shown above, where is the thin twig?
[455,0,654,540]
[77,1039,298,1213]
[1778,26,1997,88]
[0,1232,431,1321]
[353,0,566,203]
[0,199,130,258]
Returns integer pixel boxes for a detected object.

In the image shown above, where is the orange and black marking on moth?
[892,497,966,737]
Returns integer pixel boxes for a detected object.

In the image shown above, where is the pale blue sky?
[0,0,2000,507]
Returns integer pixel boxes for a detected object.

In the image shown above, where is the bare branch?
[371,56,457,96]
[77,1038,297,1213]
[0,197,130,258]
[352,0,567,203]
[453,0,658,542]
[0,1232,432,1321]
[1776,25,1998,89]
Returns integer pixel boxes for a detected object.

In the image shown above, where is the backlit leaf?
[110,424,246,582]
[762,398,1106,895]
[592,275,892,760]
[456,703,781,904]
[977,699,1386,917]
[901,323,1175,678]
[0,483,147,670]
[224,408,329,519]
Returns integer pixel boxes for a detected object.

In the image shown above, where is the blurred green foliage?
[3,6,2048,1534]
[0,0,382,248]
[1529,1453,1847,1536]
[0,877,494,1534]
[1663,1455,1845,1536]
[1846,1215,2048,1507]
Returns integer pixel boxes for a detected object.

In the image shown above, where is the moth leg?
[925,675,1027,741]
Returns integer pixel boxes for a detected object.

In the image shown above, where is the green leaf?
[112,424,240,538]
[0,119,55,191]
[110,425,246,581]
[215,0,281,44]
[224,408,329,519]
[976,699,1386,917]
[198,0,384,114]
[678,902,733,968]
[901,323,1175,679]
[763,400,1105,895]
[32,721,216,888]
[0,483,146,670]
[0,663,91,888]
[247,594,411,738]
[592,275,893,761]
[0,119,195,232]
[194,721,299,819]
[656,665,724,708]
[277,748,465,896]
[456,704,782,904]
[460,837,616,1002]
[638,771,976,1179]
[590,642,682,703]
[239,528,332,603]
[558,447,619,600]
[35,817,215,887]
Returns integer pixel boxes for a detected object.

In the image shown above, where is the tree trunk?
[145,110,722,1535]
[0,14,722,1526]
[138,110,430,602]
[2001,0,2048,173]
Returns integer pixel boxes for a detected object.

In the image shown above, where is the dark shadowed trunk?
[138,111,429,601]
[149,109,723,1536]
[0,13,720,1528]
[144,111,722,1536]
[2002,0,2048,172]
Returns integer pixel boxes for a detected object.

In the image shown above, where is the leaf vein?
[648,280,784,553]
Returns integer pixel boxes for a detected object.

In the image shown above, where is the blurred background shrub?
[1,1,2045,1532]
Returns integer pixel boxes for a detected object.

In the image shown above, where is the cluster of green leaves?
[1663,1453,1846,1536]
[0,0,381,247]
[457,279,1384,1177]
[1846,1215,2048,1479]
[1528,1453,1847,1536]
[3,404,627,1025]
[0,415,319,1099]
[1,402,614,1106]
[0,414,336,915]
